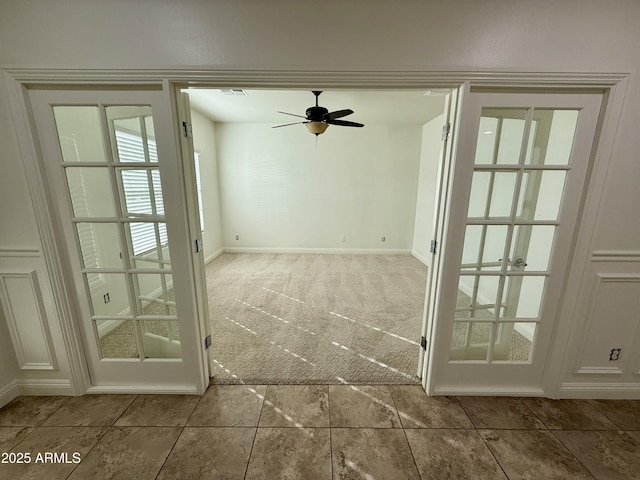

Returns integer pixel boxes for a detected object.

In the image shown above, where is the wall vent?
[220,89,248,96]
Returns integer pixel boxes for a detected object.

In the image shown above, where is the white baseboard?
[433,385,546,397]
[86,385,200,395]
[514,322,536,342]
[205,248,224,265]
[0,380,20,408]
[411,249,430,267]
[16,378,74,396]
[223,247,412,255]
[558,382,640,399]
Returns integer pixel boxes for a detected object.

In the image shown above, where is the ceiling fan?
[273,91,364,136]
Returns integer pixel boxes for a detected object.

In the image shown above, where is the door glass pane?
[517,170,566,221]
[501,276,546,319]
[108,106,156,164]
[461,225,508,271]
[474,117,499,164]
[88,273,129,316]
[76,223,123,269]
[508,225,556,272]
[456,275,499,319]
[526,110,579,165]
[496,117,526,164]
[142,320,181,358]
[133,273,176,316]
[492,322,535,362]
[450,322,492,361]
[54,106,106,163]
[66,167,115,217]
[119,168,164,216]
[468,171,518,218]
[96,319,139,359]
[475,109,528,165]
[125,222,169,260]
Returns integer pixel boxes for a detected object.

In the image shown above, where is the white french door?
[424,88,602,394]
[29,88,207,392]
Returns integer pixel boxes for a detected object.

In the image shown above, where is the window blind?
[115,127,167,256]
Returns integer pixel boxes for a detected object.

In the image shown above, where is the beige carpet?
[206,253,428,385]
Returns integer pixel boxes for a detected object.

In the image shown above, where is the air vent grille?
[220,89,248,96]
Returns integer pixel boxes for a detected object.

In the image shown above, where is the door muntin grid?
[450,107,579,363]
[54,105,181,360]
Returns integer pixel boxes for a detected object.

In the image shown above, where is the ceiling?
[185,88,448,126]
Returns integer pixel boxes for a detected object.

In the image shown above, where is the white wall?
[215,122,422,251]
[1,0,640,397]
[190,109,224,262]
[412,112,446,265]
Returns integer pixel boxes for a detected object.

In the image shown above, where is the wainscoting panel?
[0,270,58,370]
[576,273,640,375]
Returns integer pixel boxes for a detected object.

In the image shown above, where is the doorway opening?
[185,88,450,384]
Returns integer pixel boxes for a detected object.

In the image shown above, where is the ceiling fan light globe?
[305,122,329,135]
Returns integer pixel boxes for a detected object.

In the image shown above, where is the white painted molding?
[574,273,640,375]
[591,250,640,262]
[86,384,199,395]
[0,249,40,258]
[559,382,640,399]
[16,378,74,396]
[223,247,412,255]
[0,271,58,371]
[1,68,629,89]
[411,249,430,267]
[543,74,630,397]
[3,71,90,394]
[204,248,224,265]
[514,323,536,342]
[576,367,623,375]
[0,380,20,408]
[1,67,630,397]
[433,385,546,397]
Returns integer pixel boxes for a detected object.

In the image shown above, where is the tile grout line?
[455,396,512,480]
[546,429,599,480]
[153,393,205,480]
[61,394,140,480]
[243,385,267,480]
[328,385,334,480]
[388,386,423,479]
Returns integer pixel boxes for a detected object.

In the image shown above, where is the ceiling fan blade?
[324,109,353,121]
[272,121,307,128]
[277,111,308,119]
[326,119,364,127]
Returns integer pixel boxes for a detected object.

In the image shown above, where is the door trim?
[1,68,629,395]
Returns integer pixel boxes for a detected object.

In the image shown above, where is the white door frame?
[1,69,628,396]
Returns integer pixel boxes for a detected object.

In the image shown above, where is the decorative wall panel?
[0,270,57,370]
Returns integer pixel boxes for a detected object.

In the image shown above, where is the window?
[115,127,167,256]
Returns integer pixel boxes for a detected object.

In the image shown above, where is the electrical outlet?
[381,236,386,242]
[235,235,240,240]
[103,293,110,304]
[609,348,621,361]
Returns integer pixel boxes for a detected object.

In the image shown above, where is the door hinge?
[420,336,427,350]
[441,122,451,141]
[182,121,193,139]
[430,240,438,254]
[194,238,203,253]
[204,334,212,349]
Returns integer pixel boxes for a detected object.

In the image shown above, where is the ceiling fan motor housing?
[305,106,329,121]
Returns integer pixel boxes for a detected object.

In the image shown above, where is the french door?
[29,88,207,392]
[424,88,602,394]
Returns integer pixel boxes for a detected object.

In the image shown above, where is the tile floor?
[1,385,640,479]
